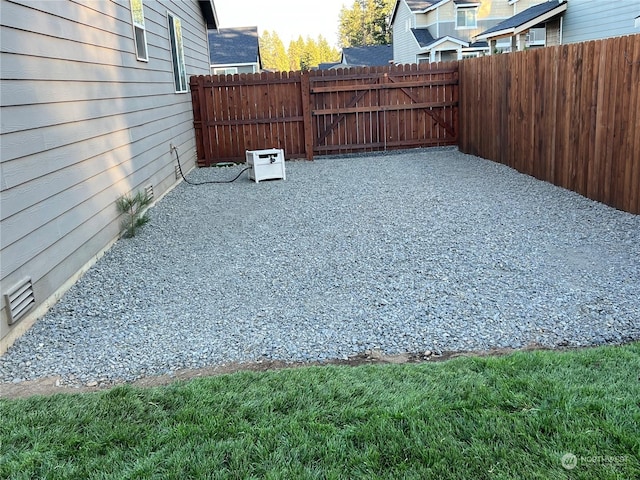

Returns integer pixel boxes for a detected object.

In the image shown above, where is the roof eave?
[420,35,469,49]
[514,3,567,35]
[199,0,219,29]
[476,3,567,41]
[476,27,515,41]
[424,0,451,13]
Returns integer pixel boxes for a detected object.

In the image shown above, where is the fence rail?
[459,34,640,215]
[190,63,459,166]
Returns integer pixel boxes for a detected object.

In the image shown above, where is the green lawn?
[1,344,639,479]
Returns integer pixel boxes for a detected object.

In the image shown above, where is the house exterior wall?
[0,0,212,350]
[392,0,420,64]
[561,0,640,44]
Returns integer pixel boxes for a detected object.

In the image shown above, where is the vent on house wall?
[4,277,35,325]
[175,165,181,180]
[145,184,154,201]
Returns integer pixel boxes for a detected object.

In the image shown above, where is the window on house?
[440,50,459,62]
[130,0,148,61]
[456,7,477,29]
[213,67,238,75]
[168,12,187,92]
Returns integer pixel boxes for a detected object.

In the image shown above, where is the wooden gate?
[190,63,458,166]
[308,64,458,155]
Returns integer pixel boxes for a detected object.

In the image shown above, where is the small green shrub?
[116,190,152,238]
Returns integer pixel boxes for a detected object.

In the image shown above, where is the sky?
[214,0,350,46]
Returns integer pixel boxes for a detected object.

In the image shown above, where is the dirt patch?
[0,345,551,400]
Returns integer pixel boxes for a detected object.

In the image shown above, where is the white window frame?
[167,12,188,93]
[213,67,238,75]
[130,0,148,61]
[456,7,478,30]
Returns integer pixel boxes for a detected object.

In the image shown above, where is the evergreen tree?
[317,35,340,65]
[339,1,364,48]
[339,0,394,47]
[261,33,340,72]
[259,30,289,71]
[288,36,306,71]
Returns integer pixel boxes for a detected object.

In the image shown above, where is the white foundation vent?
[144,184,154,200]
[5,277,35,325]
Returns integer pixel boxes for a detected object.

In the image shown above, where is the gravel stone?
[1,148,639,386]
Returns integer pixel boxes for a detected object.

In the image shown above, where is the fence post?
[300,71,314,160]
[189,75,205,166]
[196,75,213,167]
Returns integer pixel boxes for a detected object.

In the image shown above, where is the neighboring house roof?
[405,0,435,10]
[476,0,568,40]
[341,45,393,66]
[467,40,489,49]
[391,0,441,25]
[208,26,261,66]
[317,62,342,70]
[411,28,469,49]
[411,28,435,47]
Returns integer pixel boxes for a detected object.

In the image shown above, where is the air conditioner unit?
[245,148,286,183]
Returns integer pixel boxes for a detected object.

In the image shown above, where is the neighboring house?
[390,0,549,63]
[208,26,261,74]
[475,0,567,52]
[476,0,640,53]
[0,0,218,352]
[339,45,394,67]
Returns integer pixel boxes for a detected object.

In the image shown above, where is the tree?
[339,0,395,47]
[285,35,339,71]
[317,35,340,64]
[288,36,306,71]
[259,30,289,72]
[262,31,340,72]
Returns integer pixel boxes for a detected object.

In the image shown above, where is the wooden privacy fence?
[459,34,640,215]
[190,63,459,166]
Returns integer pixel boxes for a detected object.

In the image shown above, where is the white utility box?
[245,148,286,183]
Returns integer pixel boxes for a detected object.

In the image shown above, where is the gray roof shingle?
[411,28,435,47]
[411,28,470,49]
[405,0,435,11]
[342,45,393,66]
[208,26,260,65]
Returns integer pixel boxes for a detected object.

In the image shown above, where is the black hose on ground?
[171,145,249,185]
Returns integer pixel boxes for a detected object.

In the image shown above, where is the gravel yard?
[2,148,639,387]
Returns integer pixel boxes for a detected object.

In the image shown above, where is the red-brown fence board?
[190,63,458,166]
[459,34,640,215]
